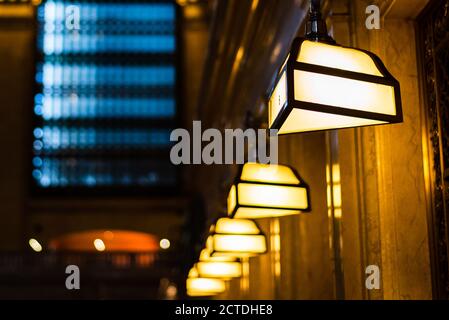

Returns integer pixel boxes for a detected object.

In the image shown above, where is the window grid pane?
[33,0,178,190]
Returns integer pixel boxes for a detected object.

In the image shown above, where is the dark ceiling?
[197,0,309,129]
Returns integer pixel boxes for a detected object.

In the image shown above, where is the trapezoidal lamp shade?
[195,261,242,280]
[227,162,310,219]
[207,217,267,258]
[186,266,226,297]
[268,38,403,134]
[195,249,242,279]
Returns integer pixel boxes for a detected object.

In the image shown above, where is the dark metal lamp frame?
[207,217,268,257]
[269,0,403,134]
[208,234,268,257]
[227,163,312,218]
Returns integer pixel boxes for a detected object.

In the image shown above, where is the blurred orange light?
[49,230,159,252]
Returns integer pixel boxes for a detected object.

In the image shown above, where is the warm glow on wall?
[207,218,267,258]
[227,162,310,219]
[268,39,402,134]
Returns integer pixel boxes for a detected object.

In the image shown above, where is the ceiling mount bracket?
[305,0,335,44]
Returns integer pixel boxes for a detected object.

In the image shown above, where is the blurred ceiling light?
[268,0,402,134]
[227,162,310,219]
[207,218,267,258]
[29,238,42,252]
[166,285,178,299]
[93,238,105,252]
[160,238,171,250]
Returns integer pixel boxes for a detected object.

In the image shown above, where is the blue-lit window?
[33,0,178,190]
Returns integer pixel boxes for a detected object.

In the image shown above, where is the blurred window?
[32,0,178,192]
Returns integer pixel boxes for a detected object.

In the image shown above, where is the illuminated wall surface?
[33,0,177,189]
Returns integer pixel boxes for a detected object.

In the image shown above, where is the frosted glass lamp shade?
[186,266,227,297]
[207,218,267,258]
[268,39,403,134]
[227,162,310,219]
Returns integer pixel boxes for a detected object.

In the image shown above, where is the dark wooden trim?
[416,0,449,300]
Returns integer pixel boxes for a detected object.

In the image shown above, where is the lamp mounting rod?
[305,0,335,43]
[311,0,321,11]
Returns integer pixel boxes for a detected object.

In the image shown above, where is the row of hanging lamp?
[268,0,403,135]
[186,162,308,296]
[187,218,268,297]
[187,0,404,294]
